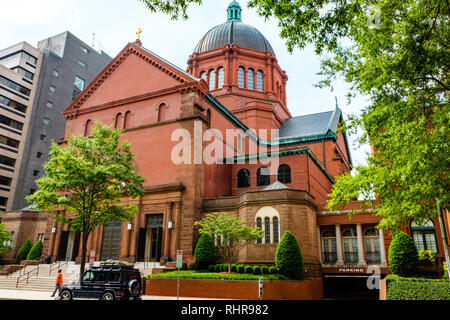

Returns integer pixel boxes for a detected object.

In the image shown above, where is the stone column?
[335,224,344,265]
[379,229,387,267]
[163,202,173,260]
[356,223,366,265]
[317,226,323,264]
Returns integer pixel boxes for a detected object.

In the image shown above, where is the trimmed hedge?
[26,240,43,261]
[388,232,419,277]
[194,234,216,269]
[275,231,304,280]
[385,275,450,300]
[208,263,277,276]
[148,270,288,281]
[16,239,32,264]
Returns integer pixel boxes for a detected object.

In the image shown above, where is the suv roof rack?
[99,260,135,268]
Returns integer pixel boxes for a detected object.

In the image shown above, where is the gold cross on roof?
[136,28,143,40]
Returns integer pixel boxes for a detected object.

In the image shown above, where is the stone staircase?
[0,261,165,291]
[0,262,81,291]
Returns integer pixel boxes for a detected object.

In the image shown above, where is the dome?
[193,2,275,55]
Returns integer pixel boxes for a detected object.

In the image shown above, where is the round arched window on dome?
[257,70,264,91]
[238,67,245,88]
[247,68,254,90]
[208,69,216,90]
[217,67,224,88]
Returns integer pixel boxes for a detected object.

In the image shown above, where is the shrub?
[253,265,261,275]
[213,264,221,272]
[231,264,238,273]
[16,239,32,264]
[208,265,215,272]
[194,234,216,269]
[221,263,228,272]
[275,231,304,280]
[237,265,245,274]
[244,265,253,274]
[444,262,449,279]
[386,276,450,300]
[388,232,419,277]
[269,266,278,274]
[261,266,269,274]
[26,240,43,261]
[148,270,288,281]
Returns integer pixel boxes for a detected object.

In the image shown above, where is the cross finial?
[136,28,143,40]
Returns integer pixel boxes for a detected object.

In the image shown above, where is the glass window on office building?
[72,76,85,100]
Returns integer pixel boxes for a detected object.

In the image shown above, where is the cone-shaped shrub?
[388,231,419,277]
[16,239,32,264]
[275,231,304,280]
[194,234,216,269]
[26,240,43,261]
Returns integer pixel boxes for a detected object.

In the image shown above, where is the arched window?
[255,207,280,244]
[158,103,169,122]
[277,164,291,184]
[264,217,271,244]
[364,228,381,264]
[273,217,279,243]
[200,71,206,81]
[256,70,263,91]
[411,220,438,253]
[238,67,245,88]
[321,230,337,264]
[123,111,132,129]
[114,113,123,129]
[342,228,358,263]
[237,168,250,188]
[208,69,216,90]
[256,218,262,244]
[217,67,224,88]
[84,119,93,136]
[247,68,254,90]
[257,166,270,186]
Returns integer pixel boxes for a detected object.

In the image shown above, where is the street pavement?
[0,288,219,300]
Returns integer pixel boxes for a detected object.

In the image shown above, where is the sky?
[1,0,371,167]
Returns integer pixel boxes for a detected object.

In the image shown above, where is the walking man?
[51,269,63,297]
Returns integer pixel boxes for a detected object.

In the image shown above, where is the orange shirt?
[56,273,63,285]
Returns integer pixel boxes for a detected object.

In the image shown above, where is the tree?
[275,231,304,280]
[16,239,32,264]
[194,212,263,273]
[27,122,145,279]
[26,240,43,261]
[0,224,13,255]
[194,234,216,269]
[388,232,419,277]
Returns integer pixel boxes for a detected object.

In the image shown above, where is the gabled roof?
[63,42,205,118]
[263,180,288,191]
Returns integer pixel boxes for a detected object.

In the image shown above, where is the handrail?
[16,264,39,288]
[48,260,68,276]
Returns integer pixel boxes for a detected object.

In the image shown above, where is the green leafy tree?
[0,224,13,255]
[27,122,145,279]
[194,234,216,269]
[194,212,264,273]
[388,232,419,277]
[16,239,32,264]
[26,240,43,261]
[275,231,304,280]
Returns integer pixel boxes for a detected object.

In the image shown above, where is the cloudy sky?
[1,0,371,166]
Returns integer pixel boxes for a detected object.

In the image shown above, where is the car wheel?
[100,292,115,300]
[59,290,72,301]
[128,279,141,297]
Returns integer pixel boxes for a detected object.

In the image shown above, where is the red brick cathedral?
[5,2,448,283]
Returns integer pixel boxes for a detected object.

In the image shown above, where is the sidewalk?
[0,288,220,300]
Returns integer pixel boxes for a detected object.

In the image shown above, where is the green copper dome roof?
[193,2,275,55]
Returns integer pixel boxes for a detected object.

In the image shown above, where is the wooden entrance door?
[100,220,122,261]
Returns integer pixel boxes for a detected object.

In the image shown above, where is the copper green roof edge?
[205,93,339,147]
[222,147,335,184]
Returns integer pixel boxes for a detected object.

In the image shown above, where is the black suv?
[59,261,144,300]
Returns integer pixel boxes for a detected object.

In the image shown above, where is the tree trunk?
[79,231,90,282]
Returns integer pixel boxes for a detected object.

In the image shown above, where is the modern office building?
[0,42,43,213]
[1,31,111,212]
